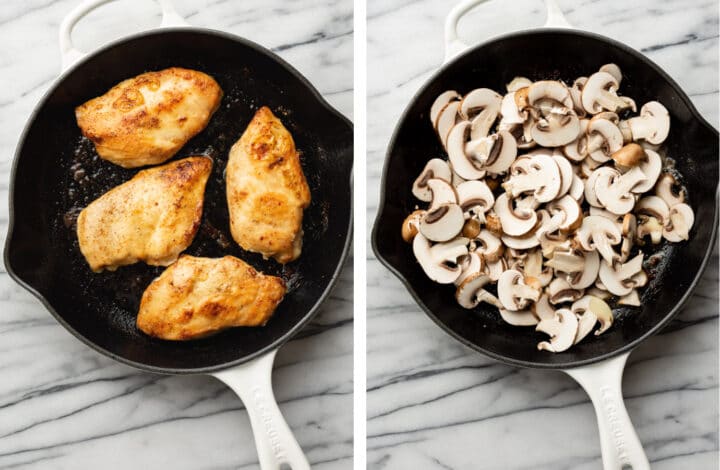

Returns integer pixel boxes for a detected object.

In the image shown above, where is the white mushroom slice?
[497,269,541,311]
[580,155,603,178]
[456,180,494,219]
[528,80,574,109]
[413,234,469,284]
[596,166,646,215]
[455,252,484,286]
[570,77,588,116]
[631,149,662,193]
[599,63,622,85]
[637,216,664,245]
[494,192,538,237]
[618,290,641,307]
[506,76,533,93]
[523,249,553,287]
[436,101,461,149]
[568,249,600,290]
[500,92,525,126]
[587,118,624,163]
[499,308,539,326]
[616,253,644,280]
[655,173,686,208]
[618,119,633,143]
[412,159,452,201]
[546,250,584,273]
[459,88,503,121]
[447,121,486,180]
[626,101,670,145]
[538,228,572,258]
[576,215,622,265]
[502,231,540,250]
[547,195,582,232]
[537,309,578,353]
[581,71,632,114]
[426,178,457,211]
[503,154,561,202]
[483,131,518,174]
[547,277,584,304]
[587,286,611,300]
[401,209,425,243]
[563,118,589,162]
[598,256,639,297]
[569,173,585,202]
[553,154,573,198]
[531,110,581,147]
[590,296,614,335]
[635,195,670,225]
[456,273,502,309]
[430,91,460,127]
[663,203,694,242]
[485,256,507,282]
[611,143,645,167]
[532,294,555,321]
[571,296,599,344]
[620,213,637,262]
[584,166,615,207]
[450,167,467,187]
[475,229,504,262]
[419,203,465,242]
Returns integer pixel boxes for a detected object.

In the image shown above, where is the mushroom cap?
[401,209,425,243]
[412,159,452,201]
[590,296,614,335]
[587,118,623,163]
[635,195,670,224]
[528,80,574,109]
[475,229,505,262]
[536,309,579,352]
[627,101,670,145]
[494,192,538,237]
[436,101,461,149]
[611,143,645,167]
[663,203,694,242]
[655,172,686,207]
[419,203,465,242]
[459,88,502,121]
[430,90,460,127]
[598,256,640,297]
[447,121,486,180]
[506,76,533,93]
[456,272,499,309]
[599,63,622,85]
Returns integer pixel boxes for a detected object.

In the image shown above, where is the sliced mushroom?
[494,192,538,237]
[475,229,504,262]
[631,148,662,193]
[599,63,622,85]
[547,277,584,304]
[436,101,461,149]
[587,117,624,163]
[419,203,465,242]
[499,91,526,127]
[485,212,503,236]
[547,195,583,232]
[485,256,507,282]
[590,296,613,335]
[523,249,553,287]
[536,309,578,352]
[565,249,600,290]
[531,110,581,147]
[482,131,518,174]
[499,308,539,326]
[553,154,574,198]
[497,269,541,311]
[456,273,502,309]
[401,209,425,242]
[456,180,494,220]
[528,80,574,110]
[413,234,469,284]
[502,209,551,250]
[636,215,663,245]
[618,290,641,307]
[430,91,460,127]
[635,195,670,225]
[575,215,622,265]
[460,88,502,121]
[655,173,686,208]
[620,213,636,261]
[611,143,645,167]
[506,77,533,93]
[596,166,646,215]
[455,251,484,286]
[447,121,486,180]
[581,71,632,114]
[663,203,694,242]
[462,219,481,238]
[503,154,561,202]
[598,253,644,297]
[412,159,453,201]
[626,101,670,145]
[426,178,457,211]
[569,77,588,117]
[532,294,555,321]
[571,295,599,344]
[569,173,585,202]
[584,166,615,207]
[563,118,589,162]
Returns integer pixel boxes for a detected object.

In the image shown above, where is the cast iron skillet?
[3,1,351,469]
[372,1,717,469]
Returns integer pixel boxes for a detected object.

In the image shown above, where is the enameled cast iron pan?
[4,1,352,469]
[372,1,718,469]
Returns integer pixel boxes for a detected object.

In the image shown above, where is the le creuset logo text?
[252,386,286,460]
[601,386,629,465]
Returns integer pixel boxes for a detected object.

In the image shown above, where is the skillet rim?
[3,26,354,375]
[371,27,719,370]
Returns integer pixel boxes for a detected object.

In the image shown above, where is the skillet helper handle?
[213,350,311,470]
[59,0,188,71]
[564,352,650,470]
[444,0,572,62]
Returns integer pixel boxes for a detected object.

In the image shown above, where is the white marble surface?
[367,1,718,469]
[0,0,352,468]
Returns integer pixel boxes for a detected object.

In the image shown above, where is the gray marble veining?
[367,0,718,469]
[0,0,352,468]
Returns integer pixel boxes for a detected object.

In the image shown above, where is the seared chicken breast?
[226,107,311,263]
[77,157,212,272]
[75,67,222,168]
[137,255,286,340]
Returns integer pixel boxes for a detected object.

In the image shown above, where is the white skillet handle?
[444,0,572,62]
[59,0,188,71]
[213,350,311,470]
[564,352,650,470]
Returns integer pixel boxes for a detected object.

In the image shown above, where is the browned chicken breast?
[75,67,222,168]
[137,255,286,340]
[226,107,311,264]
[76,157,212,272]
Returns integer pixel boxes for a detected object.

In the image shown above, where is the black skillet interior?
[373,29,718,369]
[5,29,353,373]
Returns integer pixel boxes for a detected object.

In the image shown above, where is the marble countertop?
[367,0,718,469]
[0,0,352,468]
